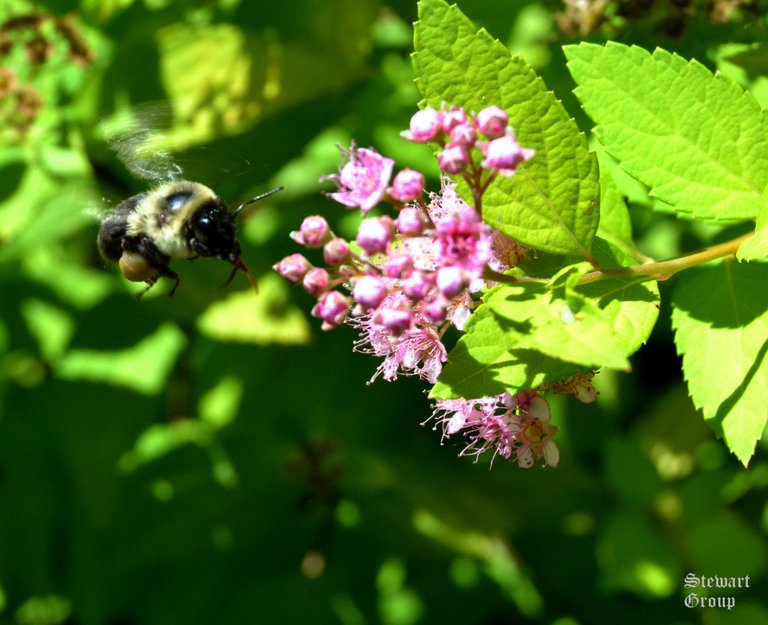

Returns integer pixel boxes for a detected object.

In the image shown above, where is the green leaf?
[565,42,768,222]
[430,302,582,399]
[578,239,661,358]
[491,280,631,370]
[432,239,660,400]
[671,261,768,465]
[413,0,599,256]
[595,149,637,258]
[737,219,768,260]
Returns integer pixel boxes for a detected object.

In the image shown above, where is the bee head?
[199,186,284,291]
[187,200,240,262]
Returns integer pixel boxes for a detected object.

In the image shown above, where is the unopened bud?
[435,265,466,298]
[438,143,470,174]
[475,105,509,138]
[353,275,387,309]
[396,206,426,236]
[401,107,442,143]
[390,169,425,202]
[303,267,330,296]
[311,290,351,330]
[373,304,413,337]
[356,216,394,255]
[481,134,534,175]
[449,122,477,147]
[323,237,350,265]
[423,297,448,324]
[441,106,467,133]
[383,253,413,279]
[273,253,312,284]
[402,270,432,301]
[290,215,331,248]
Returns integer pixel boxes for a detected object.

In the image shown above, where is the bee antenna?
[234,186,284,217]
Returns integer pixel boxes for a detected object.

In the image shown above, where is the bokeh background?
[1,1,767,624]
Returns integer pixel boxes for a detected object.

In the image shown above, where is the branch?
[577,232,754,285]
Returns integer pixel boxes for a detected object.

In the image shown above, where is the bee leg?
[160,267,181,298]
[135,278,158,300]
[135,267,180,299]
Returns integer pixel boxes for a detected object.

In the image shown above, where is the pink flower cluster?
[275,172,493,384]
[430,374,597,467]
[431,391,560,467]
[275,104,595,468]
[401,104,535,177]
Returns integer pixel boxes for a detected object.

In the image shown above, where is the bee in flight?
[96,109,282,298]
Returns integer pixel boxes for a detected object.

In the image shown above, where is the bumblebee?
[97,182,281,297]
[94,104,282,297]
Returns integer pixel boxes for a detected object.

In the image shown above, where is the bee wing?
[100,102,184,183]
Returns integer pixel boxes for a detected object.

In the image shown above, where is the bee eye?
[197,215,214,231]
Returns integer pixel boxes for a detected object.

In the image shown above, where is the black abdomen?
[97,193,146,261]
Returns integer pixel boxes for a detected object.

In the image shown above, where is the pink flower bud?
[383,253,413,278]
[323,237,350,265]
[441,106,467,133]
[353,275,387,309]
[423,297,448,324]
[302,267,330,296]
[436,265,466,298]
[390,169,425,202]
[481,134,534,176]
[290,215,331,248]
[401,107,442,143]
[356,216,394,255]
[395,206,426,236]
[402,270,432,301]
[476,105,509,138]
[438,143,470,174]
[373,304,413,337]
[273,253,312,284]
[311,290,350,330]
[449,123,477,147]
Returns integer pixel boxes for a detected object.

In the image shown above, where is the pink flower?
[425,177,475,226]
[322,145,394,213]
[431,391,560,467]
[348,287,449,383]
[435,211,492,277]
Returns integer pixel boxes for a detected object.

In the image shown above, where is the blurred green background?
[0,1,767,624]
